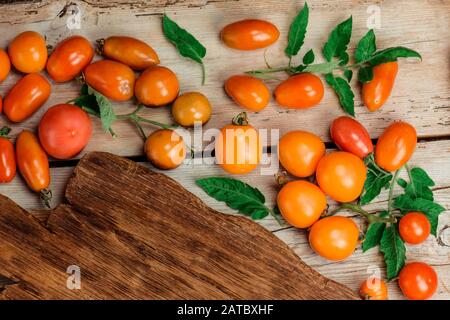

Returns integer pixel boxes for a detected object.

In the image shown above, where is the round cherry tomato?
[0,130,16,183]
[144,129,186,170]
[215,115,262,174]
[359,278,388,300]
[0,48,11,82]
[84,59,135,101]
[46,36,94,83]
[274,73,324,109]
[375,121,417,172]
[224,75,270,112]
[4,73,51,123]
[135,66,179,107]
[316,151,366,203]
[221,19,280,50]
[38,104,92,160]
[8,31,47,73]
[16,130,50,193]
[277,180,327,228]
[171,92,211,127]
[362,62,398,112]
[399,262,438,300]
[309,216,359,261]
[399,212,430,245]
[100,36,159,70]
[330,116,373,158]
[279,130,325,178]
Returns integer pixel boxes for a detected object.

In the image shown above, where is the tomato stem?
[232,112,249,126]
[269,208,284,226]
[388,169,401,214]
[332,203,396,224]
[40,188,53,209]
[200,62,206,86]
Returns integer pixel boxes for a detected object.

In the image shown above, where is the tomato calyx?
[0,126,11,138]
[274,171,289,187]
[231,112,249,126]
[40,188,53,209]
[95,38,105,55]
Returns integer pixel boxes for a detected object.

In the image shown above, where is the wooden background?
[0,0,449,299]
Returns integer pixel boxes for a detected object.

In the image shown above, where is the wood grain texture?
[0,152,358,299]
[0,0,449,158]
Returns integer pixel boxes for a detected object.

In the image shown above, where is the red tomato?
[3,73,51,123]
[84,59,135,101]
[399,262,438,300]
[39,104,93,160]
[101,36,159,70]
[135,66,179,107]
[8,31,47,73]
[0,48,11,82]
[274,73,324,109]
[375,121,417,172]
[330,116,373,158]
[362,62,398,112]
[46,36,94,83]
[0,132,16,183]
[224,75,270,112]
[0,95,2,114]
[399,212,431,245]
[221,19,280,50]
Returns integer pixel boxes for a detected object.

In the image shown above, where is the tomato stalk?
[387,168,401,214]
[329,203,396,224]
[40,188,52,209]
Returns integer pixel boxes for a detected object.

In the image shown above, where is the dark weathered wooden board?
[0,152,358,299]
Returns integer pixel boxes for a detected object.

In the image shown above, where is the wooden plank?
[0,0,448,158]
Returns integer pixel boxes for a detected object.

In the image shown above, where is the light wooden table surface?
[0,0,449,299]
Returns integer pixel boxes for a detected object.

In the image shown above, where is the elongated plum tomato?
[46,36,94,83]
[274,73,324,109]
[399,212,430,245]
[330,116,373,158]
[277,180,326,228]
[362,62,398,112]
[101,36,159,70]
[399,262,438,300]
[171,92,211,127]
[0,135,16,183]
[0,95,2,114]
[4,73,51,123]
[215,116,262,174]
[0,48,11,82]
[359,278,388,300]
[279,130,325,178]
[316,151,366,203]
[375,121,417,172]
[145,129,186,170]
[84,59,135,101]
[39,104,93,160]
[309,216,359,261]
[8,31,47,73]
[224,75,270,112]
[135,66,179,107]
[221,19,280,50]
[16,130,50,193]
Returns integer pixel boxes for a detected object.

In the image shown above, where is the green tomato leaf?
[360,164,392,205]
[325,73,355,116]
[397,178,408,188]
[285,2,309,58]
[87,86,117,134]
[196,177,271,220]
[368,47,422,66]
[323,16,353,62]
[362,211,388,252]
[344,69,353,82]
[302,49,315,65]
[358,66,374,84]
[302,60,339,73]
[355,29,376,63]
[380,225,406,280]
[163,14,207,84]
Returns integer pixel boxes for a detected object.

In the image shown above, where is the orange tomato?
[274,73,324,109]
[277,180,327,228]
[84,59,135,101]
[46,36,94,83]
[8,31,47,73]
[309,216,359,261]
[0,133,16,183]
[4,73,51,123]
[279,130,325,178]
[101,36,159,70]
[16,130,50,193]
[224,75,270,112]
[221,19,280,50]
[375,121,417,172]
[135,66,179,107]
[171,92,212,127]
[144,129,186,170]
[215,115,262,174]
[0,95,2,114]
[0,48,11,82]
[399,262,438,300]
[399,212,430,245]
[316,151,366,203]
[362,62,398,112]
[359,278,388,300]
